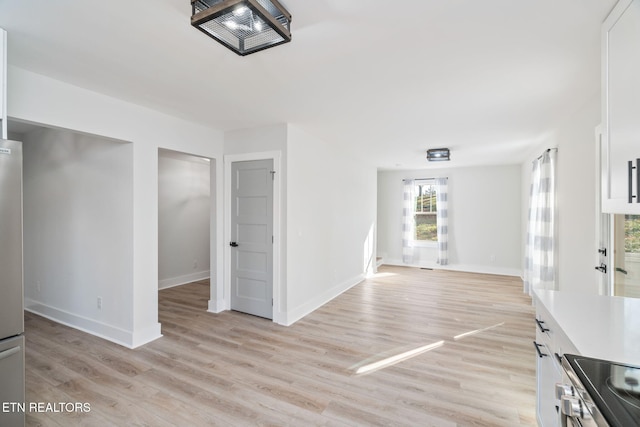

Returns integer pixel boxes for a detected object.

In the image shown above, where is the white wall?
[12,66,377,336]
[225,124,288,156]
[23,127,134,342]
[158,150,210,289]
[286,125,377,323]
[521,93,601,294]
[9,66,224,347]
[378,165,522,276]
[224,124,377,325]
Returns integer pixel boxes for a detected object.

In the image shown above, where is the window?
[402,177,448,265]
[414,180,437,242]
[624,215,640,253]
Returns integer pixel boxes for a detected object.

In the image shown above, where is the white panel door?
[230,159,273,319]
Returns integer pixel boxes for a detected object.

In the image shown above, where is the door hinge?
[272,298,273,306]
[270,170,276,180]
[272,235,274,244]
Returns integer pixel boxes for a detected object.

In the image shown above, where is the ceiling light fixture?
[191,0,292,56]
[426,148,450,162]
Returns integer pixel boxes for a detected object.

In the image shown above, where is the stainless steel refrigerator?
[0,139,25,427]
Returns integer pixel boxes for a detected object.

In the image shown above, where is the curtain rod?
[402,177,448,181]
[535,147,558,161]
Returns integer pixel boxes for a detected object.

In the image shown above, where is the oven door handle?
[533,341,548,358]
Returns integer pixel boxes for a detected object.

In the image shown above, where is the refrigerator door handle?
[0,345,21,361]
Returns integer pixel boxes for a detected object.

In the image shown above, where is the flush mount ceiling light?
[426,148,450,162]
[191,0,292,56]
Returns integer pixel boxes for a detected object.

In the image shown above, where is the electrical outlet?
[193,259,198,269]
[490,254,496,262]
[97,297,102,310]
[36,281,41,292]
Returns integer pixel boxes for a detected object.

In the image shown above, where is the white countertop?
[534,289,640,366]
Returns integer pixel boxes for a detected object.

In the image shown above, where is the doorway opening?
[157,149,213,303]
[596,126,640,298]
[611,214,640,297]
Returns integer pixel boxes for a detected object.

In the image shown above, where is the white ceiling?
[0,0,617,170]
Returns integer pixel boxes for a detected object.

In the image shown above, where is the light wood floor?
[24,266,536,426]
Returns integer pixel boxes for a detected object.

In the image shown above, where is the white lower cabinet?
[534,305,577,427]
[535,312,560,427]
[536,340,561,427]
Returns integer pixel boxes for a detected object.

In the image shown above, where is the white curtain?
[435,178,449,265]
[402,179,415,264]
[524,149,557,294]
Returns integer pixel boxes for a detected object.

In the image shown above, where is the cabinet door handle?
[630,160,637,203]
[595,263,607,274]
[533,341,548,358]
[535,319,550,332]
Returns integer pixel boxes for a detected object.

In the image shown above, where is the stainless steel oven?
[558,354,640,427]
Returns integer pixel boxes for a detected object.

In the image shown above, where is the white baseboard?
[382,259,522,277]
[282,273,365,326]
[208,298,226,313]
[158,270,210,290]
[130,323,163,349]
[24,298,158,349]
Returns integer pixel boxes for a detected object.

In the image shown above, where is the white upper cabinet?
[602,0,640,214]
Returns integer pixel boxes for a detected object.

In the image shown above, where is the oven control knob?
[555,383,573,399]
[561,396,581,417]
[561,396,592,419]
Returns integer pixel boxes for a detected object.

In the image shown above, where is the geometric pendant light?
[426,148,450,162]
[191,0,292,56]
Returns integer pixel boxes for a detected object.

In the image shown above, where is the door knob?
[230,242,238,247]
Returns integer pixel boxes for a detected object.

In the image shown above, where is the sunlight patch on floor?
[368,272,398,278]
[350,341,445,375]
[349,322,507,375]
[453,322,505,341]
